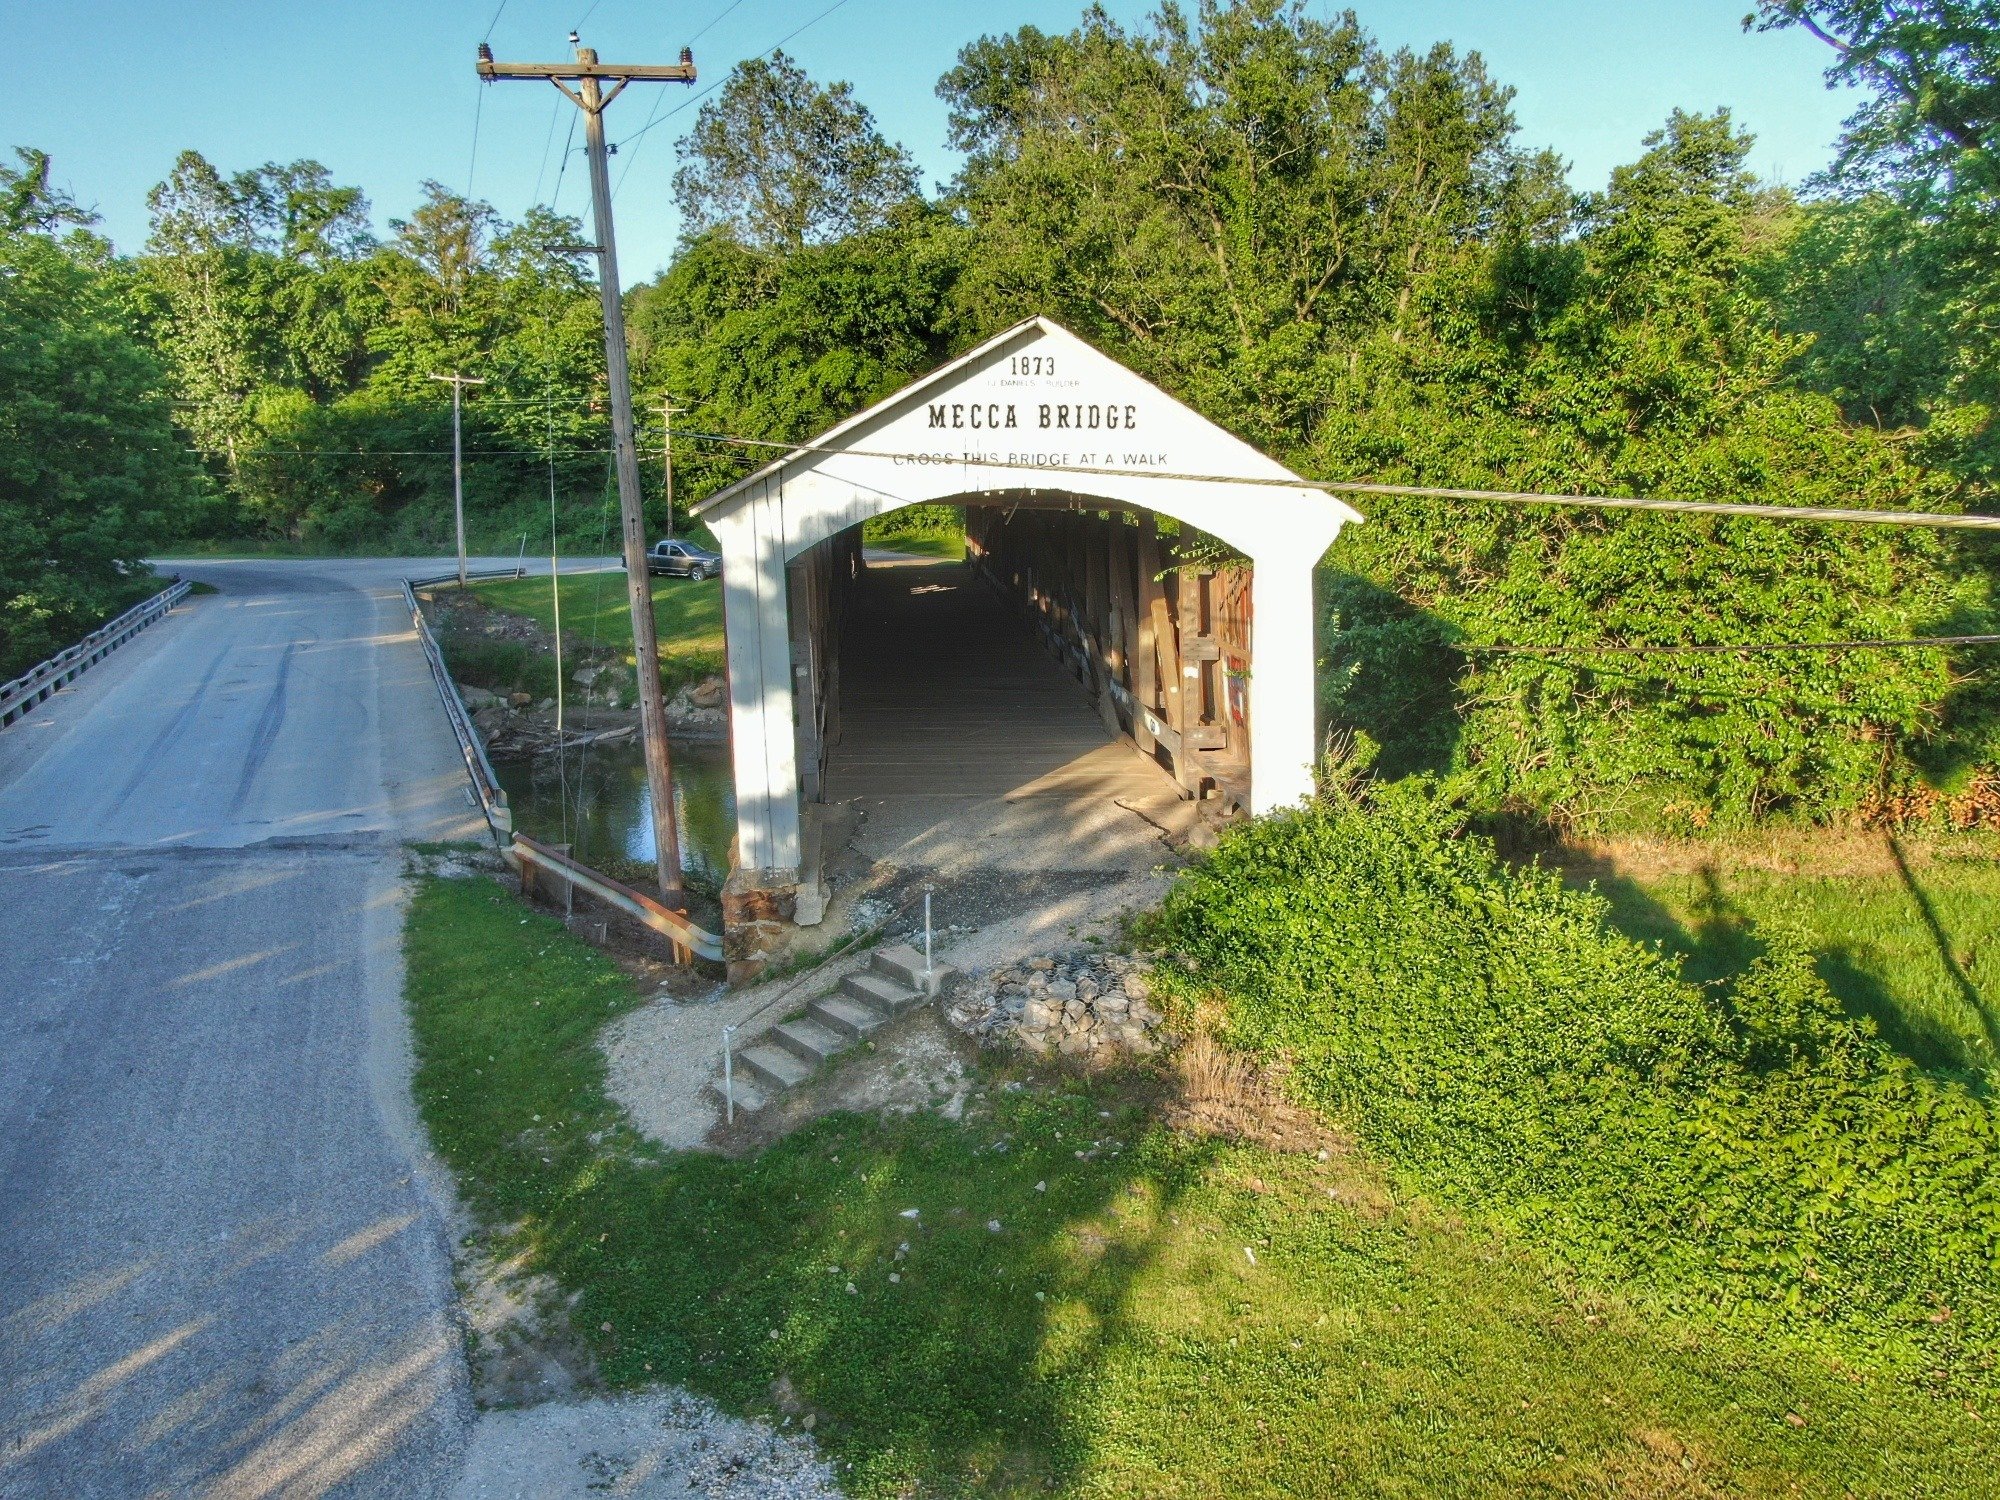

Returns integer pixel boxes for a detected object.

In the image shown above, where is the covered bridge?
[693,318,1361,971]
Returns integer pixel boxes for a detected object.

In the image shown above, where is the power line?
[171,394,605,409]
[197,446,618,457]
[673,428,2000,532]
[1464,634,2000,657]
[551,108,580,212]
[531,93,565,207]
[467,79,487,197]
[614,0,859,156]
[687,0,749,44]
[481,0,511,42]
[595,0,755,194]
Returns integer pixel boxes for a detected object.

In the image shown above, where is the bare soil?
[1533,827,1995,885]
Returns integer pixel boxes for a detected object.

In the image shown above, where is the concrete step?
[871,942,955,996]
[810,993,887,1040]
[841,969,917,1015]
[771,1017,846,1068]
[739,1043,811,1092]
[716,1076,766,1116]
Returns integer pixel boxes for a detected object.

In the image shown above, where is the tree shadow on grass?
[1885,834,2000,1063]
[1518,834,1997,1079]
[525,1078,1222,1496]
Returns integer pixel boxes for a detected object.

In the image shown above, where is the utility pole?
[429,372,486,587]
[478,36,696,907]
[655,398,682,539]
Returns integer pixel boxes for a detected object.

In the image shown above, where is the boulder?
[690,676,727,709]
[509,691,533,708]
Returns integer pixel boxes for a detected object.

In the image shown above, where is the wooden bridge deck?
[826,560,1179,806]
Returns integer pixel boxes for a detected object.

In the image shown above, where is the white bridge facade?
[694,318,1360,965]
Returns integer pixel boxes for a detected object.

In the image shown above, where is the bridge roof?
[689,316,1363,530]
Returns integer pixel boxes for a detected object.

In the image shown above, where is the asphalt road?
[0,558,539,1497]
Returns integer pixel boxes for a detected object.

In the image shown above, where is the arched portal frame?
[695,317,1361,879]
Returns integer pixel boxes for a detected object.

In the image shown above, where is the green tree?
[942,1,1543,444]
[138,150,263,473]
[627,206,964,511]
[0,147,94,237]
[0,169,203,677]
[673,52,920,253]
[1750,1,1999,187]
[1318,111,1996,825]
[1753,2,2000,471]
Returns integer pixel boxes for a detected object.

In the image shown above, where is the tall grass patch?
[1154,781,2000,1391]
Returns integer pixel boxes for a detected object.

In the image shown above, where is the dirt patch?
[406,844,512,881]
[708,1008,981,1155]
[601,981,775,1152]
[452,1388,840,1498]
[1532,827,1996,885]
[460,1236,602,1408]
[1160,1033,1367,1178]
[1561,1427,1728,1499]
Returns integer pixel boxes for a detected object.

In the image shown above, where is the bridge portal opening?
[799,503,1250,812]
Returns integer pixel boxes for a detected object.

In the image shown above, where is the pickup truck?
[639,539,721,580]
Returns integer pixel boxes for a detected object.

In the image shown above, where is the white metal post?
[721,1023,738,1123]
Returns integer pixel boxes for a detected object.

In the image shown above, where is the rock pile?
[665,675,727,734]
[946,953,1168,1057]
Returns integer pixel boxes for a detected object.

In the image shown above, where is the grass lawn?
[1570,835,2000,1076]
[406,874,1997,1497]
[468,569,725,690]
[866,527,967,561]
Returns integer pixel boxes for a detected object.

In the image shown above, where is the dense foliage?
[930,4,1999,827]
[129,154,621,550]
[0,151,201,679]
[624,211,965,506]
[6,0,1995,820]
[1154,780,2000,1388]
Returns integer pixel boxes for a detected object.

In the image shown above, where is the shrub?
[1152,780,2000,1387]
[435,636,560,704]
[863,503,962,539]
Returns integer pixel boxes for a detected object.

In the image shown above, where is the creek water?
[494,738,735,893]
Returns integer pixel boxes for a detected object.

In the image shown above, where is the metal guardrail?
[513,833,724,963]
[405,566,726,966]
[403,572,517,840]
[0,578,193,728]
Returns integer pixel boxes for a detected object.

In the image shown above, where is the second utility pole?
[656,398,682,540]
[428,372,485,587]
[478,36,695,909]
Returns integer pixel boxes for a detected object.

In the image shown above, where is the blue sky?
[4,1,1857,285]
